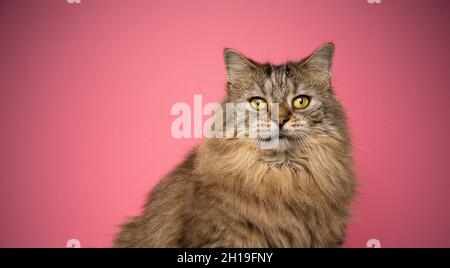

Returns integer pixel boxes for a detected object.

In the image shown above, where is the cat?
[114,43,356,248]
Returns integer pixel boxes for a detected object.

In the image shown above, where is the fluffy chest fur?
[180,137,355,247]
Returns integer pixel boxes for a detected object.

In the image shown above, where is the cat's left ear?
[300,43,335,82]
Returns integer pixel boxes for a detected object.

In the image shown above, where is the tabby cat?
[115,43,356,247]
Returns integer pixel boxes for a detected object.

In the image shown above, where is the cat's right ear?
[224,48,255,85]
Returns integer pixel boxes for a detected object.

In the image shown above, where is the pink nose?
[279,115,290,127]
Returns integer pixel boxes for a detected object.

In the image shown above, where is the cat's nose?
[279,115,290,127]
[277,105,291,128]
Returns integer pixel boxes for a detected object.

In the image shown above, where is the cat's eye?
[249,97,267,110]
[292,95,310,109]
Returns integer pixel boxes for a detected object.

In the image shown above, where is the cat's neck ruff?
[195,137,354,203]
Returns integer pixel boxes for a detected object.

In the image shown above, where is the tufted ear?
[223,48,256,85]
[300,43,335,82]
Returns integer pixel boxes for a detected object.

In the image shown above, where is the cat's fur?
[115,43,356,247]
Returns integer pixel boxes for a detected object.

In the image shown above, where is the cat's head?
[220,43,348,152]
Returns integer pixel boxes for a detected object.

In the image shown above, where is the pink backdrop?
[1,0,450,248]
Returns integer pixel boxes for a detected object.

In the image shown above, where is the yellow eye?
[292,95,310,109]
[250,97,267,110]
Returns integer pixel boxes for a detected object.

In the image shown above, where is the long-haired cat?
[115,43,356,247]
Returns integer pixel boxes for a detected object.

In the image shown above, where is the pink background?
[1,0,450,248]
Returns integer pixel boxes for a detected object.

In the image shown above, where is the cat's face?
[222,44,347,152]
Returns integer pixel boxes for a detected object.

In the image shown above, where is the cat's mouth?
[259,133,291,142]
